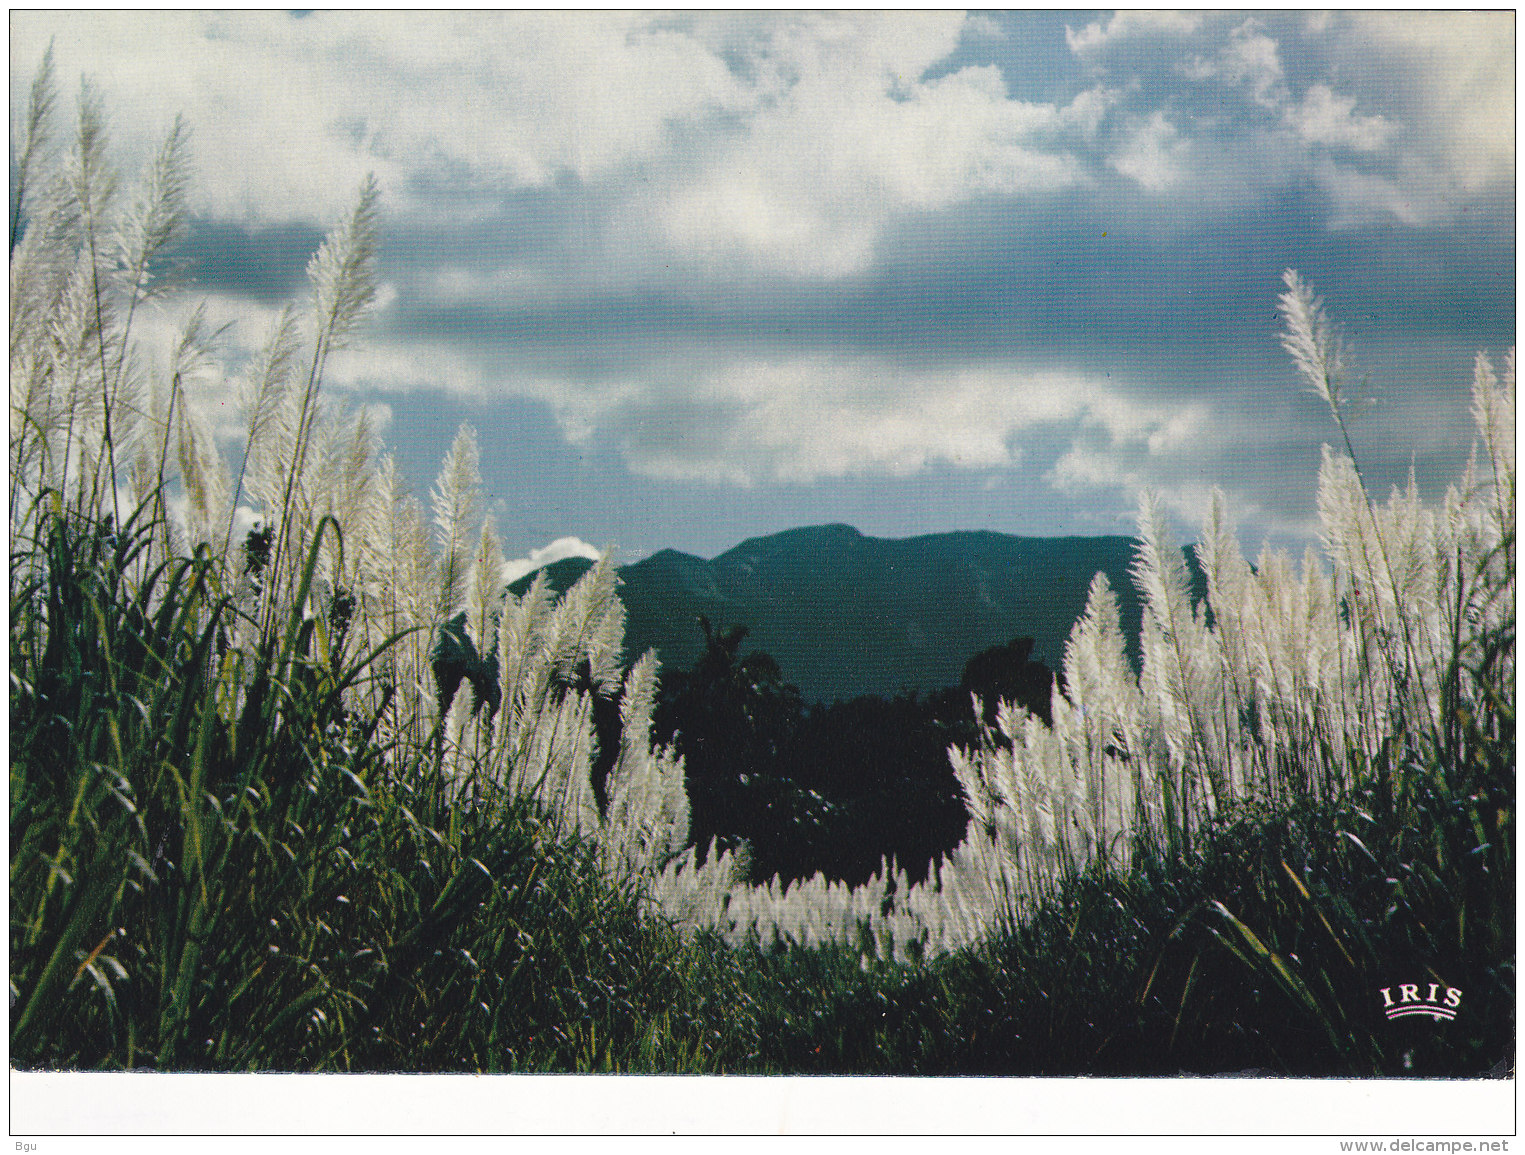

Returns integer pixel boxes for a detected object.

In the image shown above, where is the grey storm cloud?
[16,8,1512,560]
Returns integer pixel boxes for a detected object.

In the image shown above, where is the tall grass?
[7,64,750,1072]
[11,60,1513,1074]
[8,496,760,1069]
[696,278,1513,964]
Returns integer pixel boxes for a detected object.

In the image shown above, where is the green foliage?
[7,497,758,1071]
[717,714,1512,1076]
[7,62,735,1073]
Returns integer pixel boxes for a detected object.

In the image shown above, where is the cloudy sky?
[12,10,1515,566]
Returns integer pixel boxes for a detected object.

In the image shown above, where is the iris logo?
[1379,983,1462,1022]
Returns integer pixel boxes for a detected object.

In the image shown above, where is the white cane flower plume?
[1383,470,1439,616]
[1296,547,1341,696]
[159,300,217,422]
[947,744,990,835]
[100,327,150,464]
[1278,268,1348,416]
[1063,572,1134,719]
[9,214,74,501]
[347,452,411,664]
[334,409,390,599]
[1196,490,1250,639]
[522,689,601,834]
[1131,492,1196,643]
[8,57,69,518]
[65,80,117,251]
[110,115,190,311]
[117,306,209,535]
[246,372,306,528]
[496,572,555,739]
[602,654,692,880]
[1500,349,1516,460]
[1471,350,1516,532]
[1195,490,1256,730]
[61,85,124,512]
[1133,490,1223,804]
[241,305,300,446]
[1316,446,1393,617]
[617,650,662,746]
[439,678,479,799]
[11,177,77,334]
[126,383,168,518]
[45,253,105,494]
[294,402,352,590]
[227,304,299,551]
[1436,456,1489,623]
[302,407,350,582]
[262,177,383,617]
[308,173,381,356]
[431,422,484,618]
[553,553,626,694]
[463,515,506,651]
[10,43,58,255]
[10,196,75,426]
[49,251,100,374]
[9,359,54,502]
[1249,549,1298,695]
[175,402,229,551]
[385,491,436,710]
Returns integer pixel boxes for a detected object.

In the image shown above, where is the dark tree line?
[653,617,1058,888]
[425,600,1059,889]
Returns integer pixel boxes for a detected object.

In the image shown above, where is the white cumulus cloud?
[502,537,603,585]
[532,355,1207,493]
[12,11,1099,281]
[1349,11,1514,195]
[657,14,1089,278]
[1066,11,1204,58]
[10,11,753,225]
[1285,85,1395,152]
[1110,111,1189,192]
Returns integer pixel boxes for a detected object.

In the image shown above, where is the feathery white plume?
[1278,268,1348,416]
[431,422,484,619]
[308,173,381,355]
[10,43,57,255]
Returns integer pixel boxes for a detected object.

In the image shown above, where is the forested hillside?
[513,525,1206,702]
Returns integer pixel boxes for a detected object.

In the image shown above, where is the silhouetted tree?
[959,635,1057,725]
[653,623,1061,889]
[430,611,499,721]
[653,617,808,869]
[552,656,624,812]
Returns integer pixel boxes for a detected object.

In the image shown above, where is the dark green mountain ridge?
[510,523,1198,704]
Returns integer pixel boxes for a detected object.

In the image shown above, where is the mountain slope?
[511,524,1195,703]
